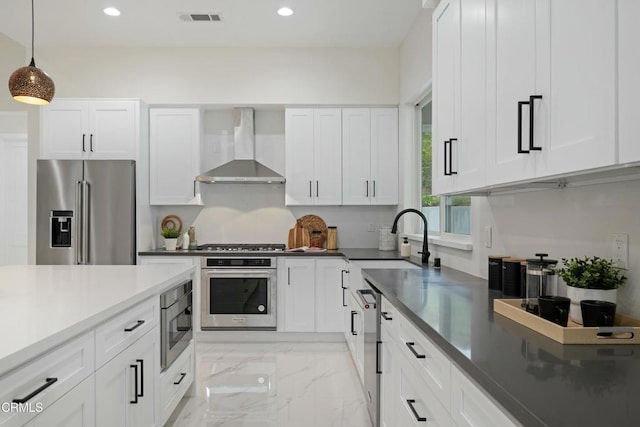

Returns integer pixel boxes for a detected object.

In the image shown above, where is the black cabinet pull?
[443,140,450,175]
[309,180,312,197]
[124,320,145,332]
[407,399,427,422]
[381,312,392,321]
[449,138,458,175]
[529,95,543,151]
[365,180,369,197]
[316,180,319,197]
[287,267,291,286]
[405,342,426,359]
[82,134,86,152]
[376,341,382,374]
[373,180,376,197]
[12,377,58,404]
[341,269,349,289]
[518,101,530,153]
[136,359,144,397]
[130,364,139,404]
[90,134,94,152]
[174,373,187,385]
[351,310,357,335]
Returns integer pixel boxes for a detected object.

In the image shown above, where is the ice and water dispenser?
[50,210,73,247]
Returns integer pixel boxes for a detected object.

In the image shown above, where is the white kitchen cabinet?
[285,108,342,205]
[159,341,194,426]
[349,291,365,383]
[31,375,95,427]
[618,0,640,164]
[432,0,487,195]
[41,99,139,160]
[95,326,159,427]
[280,258,316,332]
[380,326,397,427]
[342,108,398,205]
[314,258,347,333]
[485,0,616,186]
[149,108,202,205]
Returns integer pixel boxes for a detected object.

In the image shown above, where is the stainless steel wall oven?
[201,257,277,330]
[160,279,193,371]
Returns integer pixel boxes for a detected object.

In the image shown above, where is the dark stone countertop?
[362,267,640,427]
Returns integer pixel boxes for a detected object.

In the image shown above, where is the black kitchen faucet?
[391,208,430,266]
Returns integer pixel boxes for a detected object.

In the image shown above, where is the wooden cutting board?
[288,220,310,249]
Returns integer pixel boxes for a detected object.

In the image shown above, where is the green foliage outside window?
[421,130,440,207]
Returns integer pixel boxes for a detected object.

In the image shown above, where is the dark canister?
[488,255,509,291]
[502,258,525,297]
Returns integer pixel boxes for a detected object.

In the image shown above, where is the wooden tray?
[494,298,640,345]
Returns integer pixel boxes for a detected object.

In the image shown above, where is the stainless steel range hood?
[196,108,285,184]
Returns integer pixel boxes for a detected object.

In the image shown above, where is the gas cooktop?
[196,243,286,253]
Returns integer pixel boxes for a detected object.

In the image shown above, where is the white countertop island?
[0,264,194,377]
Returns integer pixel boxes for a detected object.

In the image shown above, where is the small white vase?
[566,286,617,325]
[164,238,178,251]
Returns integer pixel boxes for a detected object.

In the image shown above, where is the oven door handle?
[203,269,275,277]
[164,292,192,321]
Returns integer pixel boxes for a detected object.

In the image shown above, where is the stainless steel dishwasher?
[355,280,382,427]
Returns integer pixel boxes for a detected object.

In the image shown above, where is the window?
[419,97,471,236]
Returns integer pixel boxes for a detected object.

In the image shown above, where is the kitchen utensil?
[538,295,570,327]
[326,226,338,250]
[524,254,558,314]
[161,214,183,233]
[288,220,310,249]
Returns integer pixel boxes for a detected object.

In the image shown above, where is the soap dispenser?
[400,237,411,258]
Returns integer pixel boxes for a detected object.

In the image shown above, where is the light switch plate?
[611,233,629,270]
[484,226,492,248]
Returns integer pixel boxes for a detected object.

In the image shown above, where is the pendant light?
[8,0,55,106]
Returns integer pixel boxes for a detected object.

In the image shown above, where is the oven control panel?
[203,258,274,268]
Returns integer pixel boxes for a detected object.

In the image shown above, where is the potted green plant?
[557,256,626,324]
[161,227,181,251]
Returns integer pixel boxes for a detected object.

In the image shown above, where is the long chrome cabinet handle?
[76,181,83,264]
[529,95,543,151]
[82,181,90,264]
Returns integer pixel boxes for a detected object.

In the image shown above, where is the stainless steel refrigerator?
[36,160,136,265]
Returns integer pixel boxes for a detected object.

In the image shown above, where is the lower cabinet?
[159,341,194,426]
[95,326,159,427]
[349,292,365,384]
[31,376,95,427]
[380,326,396,427]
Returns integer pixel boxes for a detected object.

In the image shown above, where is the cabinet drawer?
[160,341,194,425]
[95,297,159,368]
[380,296,398,337]
[397,352,453,427]
[0,331,94,427]
[398,314,451,411]
[451,365,520,427]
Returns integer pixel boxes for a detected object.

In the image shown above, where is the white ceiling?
[0,0,424,49]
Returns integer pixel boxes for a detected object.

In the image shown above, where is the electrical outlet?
[484,226,492,248]
[611,233,629,270]
[368,223,375,232]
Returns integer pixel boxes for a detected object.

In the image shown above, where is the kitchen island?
[364,267,640,427]
[0,264,195,427]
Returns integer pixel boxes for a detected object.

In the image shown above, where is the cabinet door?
[32,376,95,427]
[282,259,315,332]
[349,291,365,383]
[313,109,343,205]
[370,108,399,205]
[432,0,459,195]
[619,0,640,163]
[380,327,397,427]
[342,108,372,205]
[88,101,138,159]
[40,100,88,159]
[485,0,538,185]
[314,258,345,333]
[537,0,616,176]
[285,109,315,205]
[95,327,158,427]
[149,108,201,205]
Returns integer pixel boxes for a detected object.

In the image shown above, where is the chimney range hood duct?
[196,108,285,184]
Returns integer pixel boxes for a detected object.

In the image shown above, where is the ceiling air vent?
[178,13,222,22]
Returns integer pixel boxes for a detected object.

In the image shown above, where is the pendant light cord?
[31,0,35,60]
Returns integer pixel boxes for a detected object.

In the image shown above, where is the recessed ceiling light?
[103,7,121,17]
[277,7,294,17]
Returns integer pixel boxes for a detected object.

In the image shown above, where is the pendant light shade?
[8,0,55,106]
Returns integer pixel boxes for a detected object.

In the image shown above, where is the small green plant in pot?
[161,227,181,250]
[557,256,626,324]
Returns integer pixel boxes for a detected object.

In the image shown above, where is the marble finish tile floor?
[166,342,373,427]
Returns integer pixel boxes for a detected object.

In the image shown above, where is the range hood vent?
[196,108,285,184]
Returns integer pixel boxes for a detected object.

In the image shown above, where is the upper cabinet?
[485,0,616,186]
[432,0,486,195]
[41,99,139,160]
[342,107,398,205]
[285,108,342,205]
[149,108,202,205]
[618,0,640,164]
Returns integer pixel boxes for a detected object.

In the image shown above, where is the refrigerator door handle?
[82,181,90,264]
[76,181,83,264]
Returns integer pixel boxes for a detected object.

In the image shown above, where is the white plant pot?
[566,286,617,325]
[164,238,178,251]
